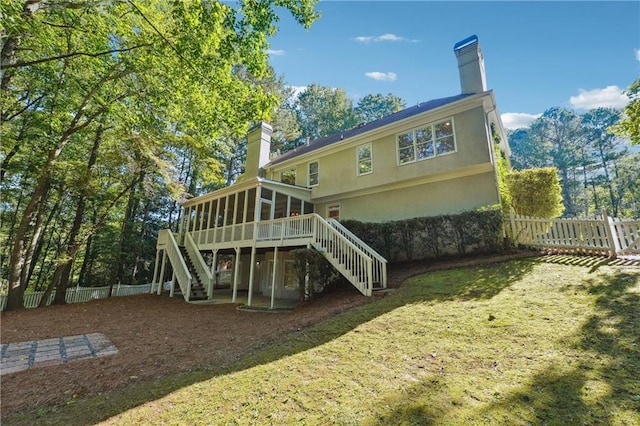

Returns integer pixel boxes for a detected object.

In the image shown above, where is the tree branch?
[0,44,152,70]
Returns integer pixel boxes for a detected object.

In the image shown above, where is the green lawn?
[10,256,640,425]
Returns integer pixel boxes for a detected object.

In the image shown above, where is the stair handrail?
[327,218,388,288]
[164,230,192,300]
[311,214,374,296]
[326,218,388,263]
[185,232,214,297]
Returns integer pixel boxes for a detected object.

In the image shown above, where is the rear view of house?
[152,35,509,306]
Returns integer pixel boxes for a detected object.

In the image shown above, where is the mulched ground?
[0,250,542,419]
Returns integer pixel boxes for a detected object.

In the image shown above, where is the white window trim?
[308,160,319,187]
[327,204,340,221]
[356,142,373,176]
[396,117,457,166]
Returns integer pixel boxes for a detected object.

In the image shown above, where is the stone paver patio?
[1,333,118,376]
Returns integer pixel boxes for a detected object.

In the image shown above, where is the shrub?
[342,206,504,263]
[290,248,341,299]
[506,167,564,218]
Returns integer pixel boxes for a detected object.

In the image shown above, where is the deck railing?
[254,213,377,296]
[311,215,374,296]
[255,214,315,242]
[327,218,388,289]
[162,229,192,300]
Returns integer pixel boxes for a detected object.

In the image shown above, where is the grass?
[6,256,640,425]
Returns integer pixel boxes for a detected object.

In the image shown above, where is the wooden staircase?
[178,247,208,300]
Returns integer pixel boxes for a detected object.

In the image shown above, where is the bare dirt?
[0,251,540,419]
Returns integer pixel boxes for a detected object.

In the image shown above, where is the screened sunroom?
[179,177,314,250]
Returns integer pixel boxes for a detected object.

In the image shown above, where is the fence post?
[508,210,517,246]
[601,209,618,258]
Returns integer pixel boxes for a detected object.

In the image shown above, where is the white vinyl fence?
[0,283,158,311]
[508,211,640,257]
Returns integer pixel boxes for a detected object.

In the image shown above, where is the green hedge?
[341,206,504,263]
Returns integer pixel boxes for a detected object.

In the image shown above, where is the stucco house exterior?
[152,35,509,307]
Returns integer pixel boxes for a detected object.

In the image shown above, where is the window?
[327,204,340,221]
[397,118,455,165]
[283,260,298,289]
[281,168,296,185]
[308,161,319,186]
[357,143,373,175]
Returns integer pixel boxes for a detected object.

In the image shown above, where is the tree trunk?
[52,125,103,305]
[77,208,97,287]
[5,172,51,310]
[4,67,122,310]
[111,170,144,293]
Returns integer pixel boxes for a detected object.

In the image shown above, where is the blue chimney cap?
[454,34,479,52]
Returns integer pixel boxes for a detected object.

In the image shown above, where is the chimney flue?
[454,35,487,95]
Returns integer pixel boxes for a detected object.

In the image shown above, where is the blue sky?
[266,1,639,129]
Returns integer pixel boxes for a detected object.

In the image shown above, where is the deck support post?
[247,246,257,306]
[304,242,311,300]
[208,249,218,300]
[157,250,167,295]
[169,271,176,298]
[270,247,278,309]
[151,249,160,293]
[232,247,241,303]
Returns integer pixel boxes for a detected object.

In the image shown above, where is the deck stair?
[178,247,208,300]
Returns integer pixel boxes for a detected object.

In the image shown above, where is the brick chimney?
[454,35,487,94]
[243,122,273,179]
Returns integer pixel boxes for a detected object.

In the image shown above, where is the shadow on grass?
[4,257,540,425]
[353,260,639,425]
[410,267,638,425]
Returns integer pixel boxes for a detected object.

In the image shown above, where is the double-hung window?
[308,161,319,186]
[397,118,456,165]
[357,143,373,175]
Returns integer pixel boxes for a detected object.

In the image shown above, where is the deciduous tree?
[1,0,319,310]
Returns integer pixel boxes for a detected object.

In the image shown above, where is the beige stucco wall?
[267,100,494,191]
[306,106,491,199]
[264,96,501,223]
[315,170,500,223]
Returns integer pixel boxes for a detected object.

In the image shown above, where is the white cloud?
[501,112,541,130]
[635,48,640,62]
[267,49,285,56]
[355,33,417,43]
[365,71,397,82]
[569,86,628,109]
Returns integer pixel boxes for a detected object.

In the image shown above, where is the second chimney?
[454,35,487,95]
[244,122,273,179]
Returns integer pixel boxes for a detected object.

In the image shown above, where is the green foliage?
[611,77,640,145]
[507,105,639,218]
[290,248,341,299]
[294,84,358,141]
[492,125,512,215]
[354,93,406,123]
[506,167,564,218]
[341,206,504,263]
[0,0,319,308]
